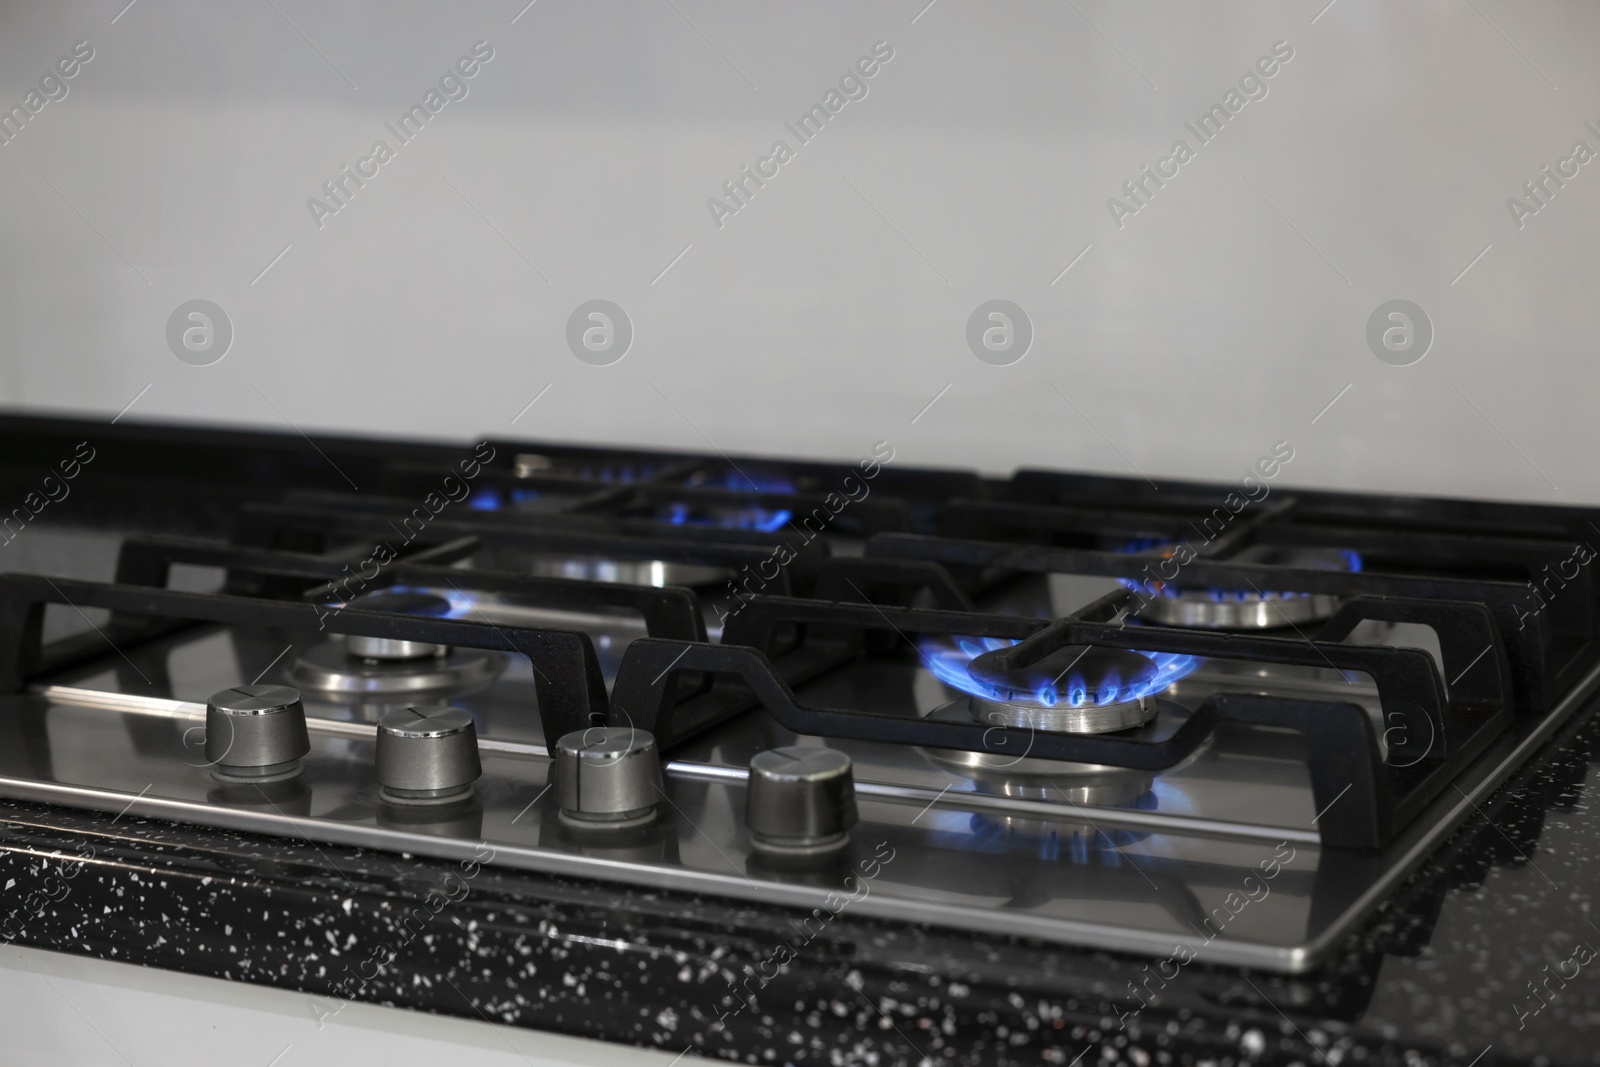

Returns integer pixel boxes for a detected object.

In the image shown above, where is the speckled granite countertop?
[2,700,1598,1067]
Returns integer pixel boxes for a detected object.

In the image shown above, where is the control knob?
[205,684,311,783]
[555,727,663,830]
[744,747,858,856]
[375,705,482,804]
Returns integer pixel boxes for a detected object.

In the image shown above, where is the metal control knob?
[206,684,311,783]
[376,705,482,804]
[344,589,452,661]
[555,727,663,830]
[745,747,858,856]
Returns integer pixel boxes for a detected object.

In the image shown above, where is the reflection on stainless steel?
[957,760,1157,846]
[661,755,1314,844]
[206,775,313,816]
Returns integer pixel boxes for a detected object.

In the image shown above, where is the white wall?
[1,1,1596,504]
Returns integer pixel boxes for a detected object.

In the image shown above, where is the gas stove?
[2,413,1596,976]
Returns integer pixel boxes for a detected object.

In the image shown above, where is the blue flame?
[752,508,793,533]
[660,503,793,532]
[379,584,478,619]
[468,486,542,511]
[577,464,656,483]
[1113,539,1365,601]
[691,470,796,494]
[920,636,1198,709]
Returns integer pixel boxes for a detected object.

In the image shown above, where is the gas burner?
[921,636,1198,736]
[289,588,505,695]
[291,643,504,695]
[525,500,790,586]
[1124,543,1361,630]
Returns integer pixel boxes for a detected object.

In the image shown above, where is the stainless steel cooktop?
[2,423,1594,976]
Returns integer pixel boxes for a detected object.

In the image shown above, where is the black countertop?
[2,695,1599,1066]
